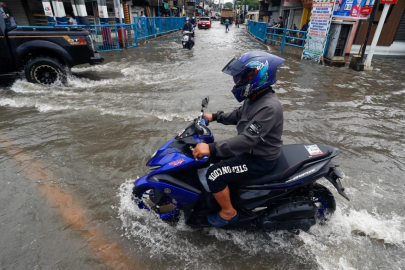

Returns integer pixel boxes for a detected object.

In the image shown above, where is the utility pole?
[358,0,379,70]
[243,0,246,22]
[364,2,391,70]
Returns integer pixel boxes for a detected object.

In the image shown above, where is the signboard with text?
[380,0,397,3]
[333,0,375,19]
[360,6,373,14]
[302,0,335,62]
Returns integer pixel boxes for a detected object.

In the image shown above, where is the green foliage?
[235,0,259,11]
[224,2,233,9]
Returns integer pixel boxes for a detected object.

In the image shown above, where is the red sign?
[360,7,373,14]
[380,0,397,4]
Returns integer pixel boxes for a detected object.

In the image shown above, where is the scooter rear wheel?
[310,183,336,221]
[132,186,179,220]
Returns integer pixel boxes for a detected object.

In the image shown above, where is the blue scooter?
[132,97,349,231]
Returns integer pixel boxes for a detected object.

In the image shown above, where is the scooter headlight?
[148,165,161,171]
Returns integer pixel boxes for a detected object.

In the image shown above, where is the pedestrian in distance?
[192,51,285,227]
[68,13,77,25]
[225,18,230,32]
[274,16,284,44]
[235,17,239,28]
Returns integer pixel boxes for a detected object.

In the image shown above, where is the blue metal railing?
[133,17,186,39]
[266,27,307,53]
[247,20,333,55]
[16,17,185,52]
[246,20,267,43]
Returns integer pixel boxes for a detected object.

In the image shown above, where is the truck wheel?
[25,57,67,85]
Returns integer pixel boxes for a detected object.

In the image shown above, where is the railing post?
[280,28,287,53]
[134,22,138,46]
[114,25,120,49]
[160,18,162,35]
[153,18,156,37]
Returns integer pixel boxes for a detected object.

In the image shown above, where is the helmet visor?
[222,57,247,77]
[233,74,249,86]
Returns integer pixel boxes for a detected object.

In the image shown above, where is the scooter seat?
[234,144,332,186]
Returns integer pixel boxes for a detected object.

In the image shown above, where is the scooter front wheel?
[132,186,179,220]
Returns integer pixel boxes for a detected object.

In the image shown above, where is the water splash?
[118,179,405,269]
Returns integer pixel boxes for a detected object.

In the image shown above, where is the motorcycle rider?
[182,17,194,32]
[182,17,194,47]
[192,51,285,227]
[190,16,196,27]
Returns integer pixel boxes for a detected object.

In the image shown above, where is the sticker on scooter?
[169,158,186,166]
[305,145,323,156]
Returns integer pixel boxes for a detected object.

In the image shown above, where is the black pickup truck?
[0,3,103,85]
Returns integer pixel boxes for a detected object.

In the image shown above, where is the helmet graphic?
[186,17,190,20]
[222,51,284,102]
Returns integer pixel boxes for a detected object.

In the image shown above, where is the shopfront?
[282,0,303,29]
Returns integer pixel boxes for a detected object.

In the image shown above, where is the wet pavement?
[1,21,405,270]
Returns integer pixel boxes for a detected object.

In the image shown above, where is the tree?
[224,2,233,9]
[235,0,259,11]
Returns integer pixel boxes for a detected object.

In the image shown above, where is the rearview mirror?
[201,97,209,109]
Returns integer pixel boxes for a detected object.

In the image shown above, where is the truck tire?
[25,57,68,85]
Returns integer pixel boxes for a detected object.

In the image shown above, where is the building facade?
[2,0,184,27]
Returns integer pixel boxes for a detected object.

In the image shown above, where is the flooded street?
[1,21,405,270]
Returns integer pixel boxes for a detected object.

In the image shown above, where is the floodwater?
[1,21,405,270]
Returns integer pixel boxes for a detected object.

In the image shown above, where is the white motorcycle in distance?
[182,31,194,50]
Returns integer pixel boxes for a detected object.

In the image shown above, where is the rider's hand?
[203,113,213,122]
[193,143,210,159]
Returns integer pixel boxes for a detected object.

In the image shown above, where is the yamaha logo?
[286,168,316,183]
[164,188,171,194]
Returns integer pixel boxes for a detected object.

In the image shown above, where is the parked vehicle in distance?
[220,9,233,24]
[0,3,103,85]
[198,17,211,29]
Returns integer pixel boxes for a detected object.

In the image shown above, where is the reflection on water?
[0,22,404,270]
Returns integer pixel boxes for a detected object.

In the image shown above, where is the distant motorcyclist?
[182,17,194,33]
[182,17,195,47]
[190,17,196,26]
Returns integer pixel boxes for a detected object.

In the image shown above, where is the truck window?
[1,4,17,30]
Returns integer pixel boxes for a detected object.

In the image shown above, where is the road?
[0,21,404,270]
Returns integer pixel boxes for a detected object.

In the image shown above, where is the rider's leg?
[212,186,236,219]
[206,154,277,220]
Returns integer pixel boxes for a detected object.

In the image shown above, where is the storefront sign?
[333,0,375,19]
[380,0,397,3]
[302,0,335,62]
[43,2,54,17]
[360,6,372,14]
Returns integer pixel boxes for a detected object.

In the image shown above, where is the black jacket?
[209,89,283,160]
[182,23,193,32]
